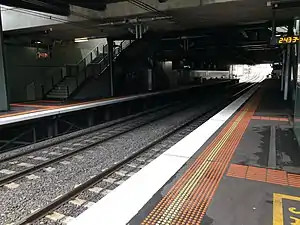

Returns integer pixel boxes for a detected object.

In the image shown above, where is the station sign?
[272,35,300,45]
[36,51,51,59]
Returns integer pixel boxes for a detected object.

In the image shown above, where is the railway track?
[0,82,246,186]
[0,100,183,162]
[0,82,256,225]
[13,83,257,225]
[0,101,194,186]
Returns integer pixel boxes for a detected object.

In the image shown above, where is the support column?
[281,49,286,91]
[284,44,292,100]
[292,46,298,101]
[295,19,300,83]
[229,65,233,79]
[53,118,58,136]
[0,10,9,111]
[284,24,293,100]
[87,110,95,127]
[108,38,114,97]
[292,19,300,101]
[148,69,153,91]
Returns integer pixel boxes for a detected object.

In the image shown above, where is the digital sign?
[36,51,51,59]
[277,36,300,44]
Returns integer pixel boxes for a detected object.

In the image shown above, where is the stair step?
[55,86,68,89]
[51,91,68,94]
[47,96,67,99]
[49,89,68,94]
[48,94,68,98]
[44,40,132,100]
[47,92,68,97]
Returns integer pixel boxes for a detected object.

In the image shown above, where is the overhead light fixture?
[31,40,42,45]
[74,37,88,43]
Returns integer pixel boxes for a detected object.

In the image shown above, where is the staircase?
[44,40,133,100]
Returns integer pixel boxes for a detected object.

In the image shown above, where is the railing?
[42,41,108,98]
[64,39,134,98]
[40,66,66,97]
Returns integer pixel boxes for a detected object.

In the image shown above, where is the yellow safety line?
[157,110,248,223]
[144,92,261,224]
[273,193,300,225]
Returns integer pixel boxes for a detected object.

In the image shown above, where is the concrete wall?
[73,71,111,100]
[161,61,179,88]
[5,38,106,102]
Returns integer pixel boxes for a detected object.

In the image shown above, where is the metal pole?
[284,44,291,100]
[272,10,276,39]
[139,24,143,39]
[281,49,286,91]
[108,38,114,97]
[0,9,9,111]
[292,19,300,100]
[284,24,293,100]
[135,24,139,39]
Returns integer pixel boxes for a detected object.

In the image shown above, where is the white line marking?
[69,86,258,225]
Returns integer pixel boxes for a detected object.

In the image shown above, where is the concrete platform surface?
[128,79,300,225]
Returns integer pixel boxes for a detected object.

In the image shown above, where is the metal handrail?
[66,40,133,99]
[75,39,133,79]
[96,40,133,66]
[43,41,106,98]
[77,41,108,65]
[45,40,133,99]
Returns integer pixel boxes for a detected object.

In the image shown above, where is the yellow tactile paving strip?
[141,90,261,225]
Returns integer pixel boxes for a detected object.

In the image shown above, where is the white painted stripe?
[0,84,210,126]
[69,85,258,225]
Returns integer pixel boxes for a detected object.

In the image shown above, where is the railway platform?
[0,81,236,153]
[70,79,300,225]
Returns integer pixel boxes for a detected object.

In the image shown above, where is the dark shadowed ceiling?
[0,0,124,15]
